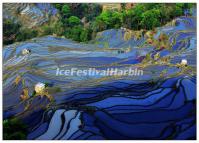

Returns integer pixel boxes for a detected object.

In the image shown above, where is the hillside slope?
[3,3,58,28]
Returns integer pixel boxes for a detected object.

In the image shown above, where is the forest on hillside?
[3,3,195,45]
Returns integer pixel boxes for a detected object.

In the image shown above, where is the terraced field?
[3,15,196,140]
[3,3,57,28]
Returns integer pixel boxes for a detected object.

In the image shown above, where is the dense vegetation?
[3,19,38,45]
[3,118,28,140]
[3,3,195,45]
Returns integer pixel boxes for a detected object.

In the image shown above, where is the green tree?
[174,4,184,17]
[3,19,21,45]
[122,4,146,30]
[16,29,38,42]
[3,118,27,140]
[95,11,122,30]
[131,4,146,29]
[68,26,82,41]
[112,11,123,28]
[144,3,161,10]
[85,4,102,21]
[67,16,81,27]
[159,4,173,24]
[41,25,53,35]
[80,28,92,42]
[141,9,161,30]
[54,3,62,10]
[91,19,106,33]
[62,4,71,17]
[53,21,64,36]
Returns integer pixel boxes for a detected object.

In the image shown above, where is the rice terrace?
[3,3,196,140]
